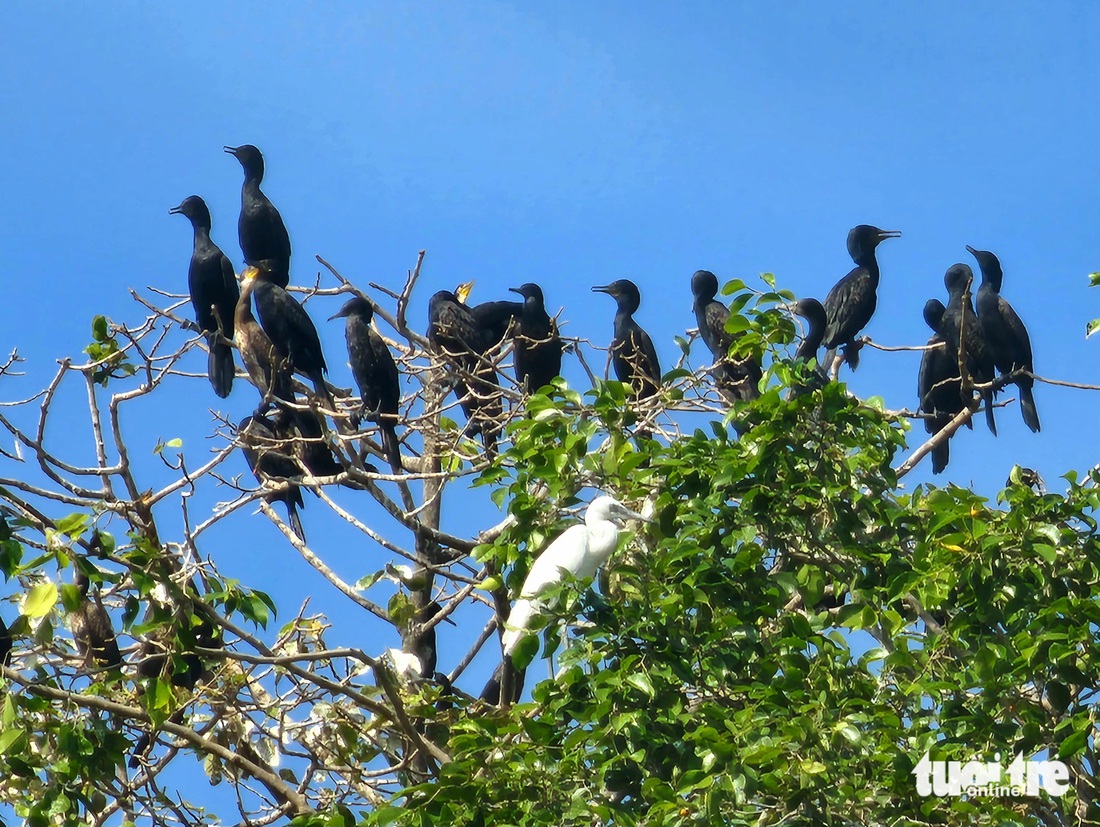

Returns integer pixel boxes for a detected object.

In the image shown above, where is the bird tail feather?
[983,392,997,437]
[285,501,306,542]
[1019,385,1040,433]
[381,423,402,473]
[208,340,234,399]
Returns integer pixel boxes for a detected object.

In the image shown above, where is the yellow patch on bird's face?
[455,281,474,304]
[240,265,260,283]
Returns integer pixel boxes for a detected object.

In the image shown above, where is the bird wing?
[702,300,733,359]
[993,295,1034,371]
[822,267,874,348]
[518,524,591,599]
[629,325,662,389]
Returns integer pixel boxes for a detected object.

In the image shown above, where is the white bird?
[502,495,649,657]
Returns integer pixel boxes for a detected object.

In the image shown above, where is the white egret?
[502,495,649,657]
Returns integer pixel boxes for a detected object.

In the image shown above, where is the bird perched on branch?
[237,413,307,541]
[940,263,998,436]
[225,143,291,287]
[455,280,521,350]
[69,567,122,672]
[967,245,1040,433]
[169,195,239,398]
[244,261,335,411]
[822,225,902,371]
[918,298,967,474]
[235,270,294,413]
[427,289,502,456]
[509,282,563,393]
[502,495,650,659]
[329,296,402,472]
[690,270,761,402]
[592,280,662,400]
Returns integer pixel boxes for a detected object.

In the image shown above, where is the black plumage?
[329,297,402,472]
[967,246,1040,433]
[225,144,291,287]
[456,282,522,349]
[71,569,122,671]
[170,195,239,398]
[509,282,563,392]
[918,299,967,475]
[407,601,454,679]
[235,273,294,412]
[822,225,902,370]
[690,270,761,402]
[789,298,827,362]
[238,414,307,541]
[478,660,526,706]
[940,263,998,436]
[245,262,335,411]
[0,615,12,668]
[592,280,662,400]
[427,290,502,456]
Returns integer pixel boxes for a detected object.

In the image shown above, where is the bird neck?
[243,177,264,197]
[979,273,1002,294]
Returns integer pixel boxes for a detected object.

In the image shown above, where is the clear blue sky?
[1,2,1098,816]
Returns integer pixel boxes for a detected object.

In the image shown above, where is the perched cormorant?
[225,144,291,287]
[427,290,502,456]
[169,195,239,398]
[70,568,122,671]
[0,615,12,668]
[238,414,307,541]
[967,246,1040,433]
[822,225,902,370]
[918,299,967,475]
[940,263,998,436]
[789,298,828,362]
[329,297,403,472]
[690,270,761,402]
[509,283,563,392]
[404,601,456,679]
[244,262,335,411]
[235,272,294,412]
[592,280,662,400]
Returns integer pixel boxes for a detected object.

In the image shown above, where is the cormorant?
[170,195,239,398]
[789,298,827,362]
[238,413,307,541]
[427,290,502,456]
[225,144,291,287]
[478,659,526,706]
[244,262,335,411]
[509,282,563,392]
[405,601,456,679]
[822,225,902,370]
[235,271,295,412]
[918,298,967,474]
[940,263,998,436]
[591,280,662,400]
[70,568,122,671]
[0,615,12,668]
[690,270,761,402]
[967,246,1040,433]
[329,297,403,472]
[279,405,377,480]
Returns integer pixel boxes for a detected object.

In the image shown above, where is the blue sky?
[1,2,1098,815]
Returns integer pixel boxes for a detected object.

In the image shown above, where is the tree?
[0,259,1096,827]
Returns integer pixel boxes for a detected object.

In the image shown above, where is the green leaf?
[91,315,109,343]
[625,672,655,699]
[24,582,58,618]
[1087,317,1100,339]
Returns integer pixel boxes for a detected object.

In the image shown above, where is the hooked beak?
[965,244,979,256]
[508,286,522,296]
[240,265,260,283]
[327,310,346,321]
[591,284,615,295]
[224,145,241,156]
[455,281,474,305]
[877,229,902,240]
[168,203,184,215]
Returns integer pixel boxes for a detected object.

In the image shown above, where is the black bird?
[0,615,12,668]
[456,281,521,349]
[918,299,967,475]
[427,290,502,456]
[592,280,662,400]
[940,263,998,436]
[279,405,378,480]
[70,568,122,672]
[478,660,526,706]
[967,246,1040,433]
[822,225,902,371]
[238,414,307,541]
[244,262,335,411]
[329,297,403,472]
[225,144,291,287]
[690,270,761,402]
[789,297,828,362]
[235,271,295,412]
[406,601,456,679]
[509,282,563,392]
[169,195,239,398]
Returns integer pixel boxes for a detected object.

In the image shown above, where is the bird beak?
[877,230,902,240]
[455,281,474,305]
[327,310,345,321]
[224,145,241,156]
[965,245,978,256]
[240,265,260,283]
[168,203,184,215]
[618,504,653,524]
[591,284,614,295]
[508,286,522,296]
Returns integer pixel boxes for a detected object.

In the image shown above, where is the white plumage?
[502,495,648,656]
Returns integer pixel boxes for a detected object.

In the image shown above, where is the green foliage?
[83,315,135,386]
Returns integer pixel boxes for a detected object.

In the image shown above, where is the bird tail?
[381,422,402,473]
[983,391,997,437]
[931,438,949,475]
[1019,384,1040,433]
[842,342,861,371]
[284,500,306,542]
[208,339,235,399]
[311,373,336,413]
